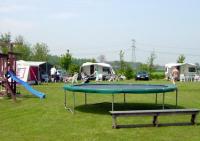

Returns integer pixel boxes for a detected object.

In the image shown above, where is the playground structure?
[0,42,18,101]
[0,41,45,100]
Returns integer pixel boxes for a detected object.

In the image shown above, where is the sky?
[0,0,200,65]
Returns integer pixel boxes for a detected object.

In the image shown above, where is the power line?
[137,42,200,51]
[68,41,200,62]
[136,48,200,57]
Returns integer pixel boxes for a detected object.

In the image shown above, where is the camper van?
[165,63,197,80]
[80,62,115,80]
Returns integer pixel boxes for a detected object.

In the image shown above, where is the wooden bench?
[110,109,200,128]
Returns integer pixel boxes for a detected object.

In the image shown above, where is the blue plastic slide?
[8,71,46,99]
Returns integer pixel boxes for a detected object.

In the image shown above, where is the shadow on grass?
[21,95,39,98]
[75,102,185,115]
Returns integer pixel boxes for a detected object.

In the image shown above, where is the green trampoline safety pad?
[63,83,177,94]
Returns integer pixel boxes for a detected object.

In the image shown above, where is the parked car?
[135,71,149,80]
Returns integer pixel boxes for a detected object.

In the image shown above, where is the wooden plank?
[111,112,199,117]
[110,109,200,115]
[110,109,200,117]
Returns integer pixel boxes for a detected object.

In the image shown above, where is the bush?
[68,64,80,75]
[124,65,134,80]
[150,73,165,80]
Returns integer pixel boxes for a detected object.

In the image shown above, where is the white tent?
[165,63,197,80]
[80,62,115,76]
[16,60,46,84]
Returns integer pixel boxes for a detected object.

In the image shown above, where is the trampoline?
[63,83,178,113]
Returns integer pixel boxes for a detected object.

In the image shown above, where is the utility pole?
[131,39,136,65]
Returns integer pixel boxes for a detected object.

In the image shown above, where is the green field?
[0,80,200,141]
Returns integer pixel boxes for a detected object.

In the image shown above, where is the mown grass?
[0,80,200,141]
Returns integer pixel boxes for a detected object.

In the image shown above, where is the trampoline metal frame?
[64,89,178,114]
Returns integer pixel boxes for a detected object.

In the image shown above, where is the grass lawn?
[0,80,200,141]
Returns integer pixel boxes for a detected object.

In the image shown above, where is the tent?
[16,60,52,84]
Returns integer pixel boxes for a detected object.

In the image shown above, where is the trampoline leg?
[73,92,75,113]
[124,93,126,103]
[112,94,114,111]
[155,93,158,104]
[64,90,67,108]
[64,91,73,113]
[85,93,87,105]
[162,93,165,109]
[176,89,178,108]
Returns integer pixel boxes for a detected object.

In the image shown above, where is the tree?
[119,50,126,74]
[47,55,60,66]
[139,63,149,72]
[31,42,49,61]
[147,51,156,74]
[69,64,80,75]
[124,64,134,80]
[177,54,185,63]
[0,32,11,53]
[91,58,96,63]
[14,35,31,60]
[60,50,72,71]
[97,55,106,63]
[71,58,96,66]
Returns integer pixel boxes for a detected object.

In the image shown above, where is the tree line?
[0,32,191,79]
[0,32,96,75]
[0,33,49,61]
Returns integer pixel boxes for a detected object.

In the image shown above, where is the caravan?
[80,62,115,80]
[165,63,197,81]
